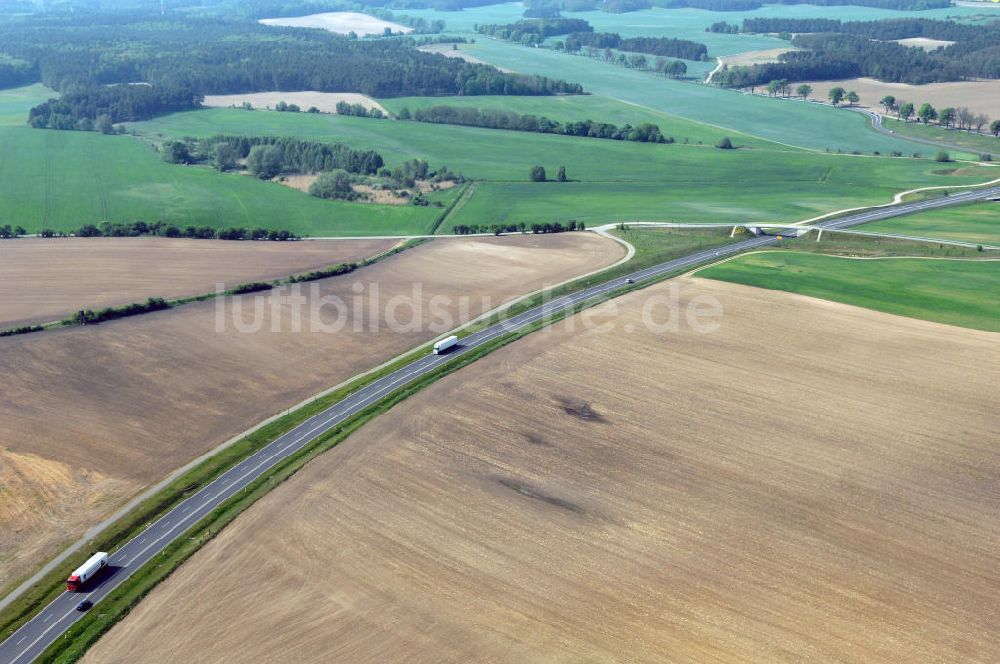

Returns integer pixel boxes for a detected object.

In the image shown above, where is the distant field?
[86,276,1000,663]
[0,237,394,328]
[700,251,1000,332]
[802,77,1000,121]
[717,47,793,69]
[0,233,621,597]
[133,108,997,228]
[863,201,1000,245]
[259,11,409,36]
[203,92,387,115]
[459,39,940,154]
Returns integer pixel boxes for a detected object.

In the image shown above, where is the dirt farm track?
[86,277,1000,664]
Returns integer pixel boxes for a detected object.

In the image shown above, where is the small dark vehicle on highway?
[76,600,93,612]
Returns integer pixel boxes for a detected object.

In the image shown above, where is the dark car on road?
[76,600,93,612]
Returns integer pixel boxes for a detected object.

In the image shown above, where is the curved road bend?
[3,185,1000,664]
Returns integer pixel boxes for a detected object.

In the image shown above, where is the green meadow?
[865,201,1000,246]
[700,251,1000,332]
[132,107,995,228]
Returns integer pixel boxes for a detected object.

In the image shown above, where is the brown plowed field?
[87,277,1000,664]
[0,237,394,328]
[0,233,620,593]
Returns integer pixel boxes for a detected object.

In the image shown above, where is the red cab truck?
[66,552,109,592]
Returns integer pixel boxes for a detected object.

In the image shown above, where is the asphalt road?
[2,185,999,663]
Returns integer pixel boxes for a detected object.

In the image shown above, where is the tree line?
[406,105,670,143]
[453,220,585,235]
[561,32,708,61]
[878,95,995,135]
[73,220,299,241]
[1,12,583,125]
[555,42,689,78]
[335,101,386,119]
[68,297,170,327]
[475,18,593,45]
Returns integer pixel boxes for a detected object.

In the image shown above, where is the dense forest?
[563,32,708,60]
[715,17,1000,87]
[0,12,582,126]
[407,105,670,142]
[475,18,593,45]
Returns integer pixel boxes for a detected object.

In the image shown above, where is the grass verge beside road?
[698,251,1000,332]
[862,201,1000,246]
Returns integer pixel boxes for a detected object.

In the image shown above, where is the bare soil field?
[0,233,621,594]
[86,278,1000,663]
[0,237,392,328]
[202,91,388,115]
[418,43,514,72]
[893,37,955,51]
[280,176,455,203]
[259,12,410,36]
[718,47,793,68]
[802,76,1000,119]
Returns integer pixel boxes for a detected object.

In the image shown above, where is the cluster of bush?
[453,220,585,235]
[167,135,385,177]
[0,224,27,238]
[335,101,386,119]
[0,324,44,338]
[288,262,358,284]
[72,221,298,241]
[67,297,170,326]
[308,160,461,205]
[405,105,670,144]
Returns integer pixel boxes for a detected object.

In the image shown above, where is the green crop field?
[0,86,453,235]
[132,107,996,229]
[700,251,1000,332]
[454,40,937,155]
[378,93,776,149]
[864,201,1000,246]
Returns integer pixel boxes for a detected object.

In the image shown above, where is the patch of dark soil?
[497,478,584,514]
[557,397,606,423]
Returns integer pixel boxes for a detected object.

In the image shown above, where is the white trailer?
[66,552,109,591]
[433,335,458,355]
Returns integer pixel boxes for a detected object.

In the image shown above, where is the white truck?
[433,335,458,355]
[66,552,109,592]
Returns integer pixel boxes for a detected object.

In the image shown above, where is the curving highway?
[2,184,999,663]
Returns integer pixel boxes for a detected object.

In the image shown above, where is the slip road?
[2,185,998,663]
